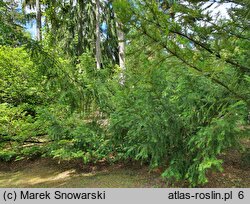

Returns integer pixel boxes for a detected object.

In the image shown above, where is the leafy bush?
[36,104,113,163]
[0,46,46,105]
[0,150,17,161]
[0,103,43,142]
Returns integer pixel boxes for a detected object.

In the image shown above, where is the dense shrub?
[36,104,113,163]
[109,56,248,186]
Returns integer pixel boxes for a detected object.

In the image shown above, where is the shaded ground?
[0,159,163,188]
[0,139,249,188]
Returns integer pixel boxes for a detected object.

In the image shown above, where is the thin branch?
[136,24,247,102]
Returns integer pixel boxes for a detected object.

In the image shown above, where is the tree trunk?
[36,0,42,41]
[95,0,102,69]
[77,0,84,56]
[116,20,125,84]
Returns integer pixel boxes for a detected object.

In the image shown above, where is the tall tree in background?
[116,19,125,84]
[95,0,102,69]
[113,0,128,83]
[22,0,42,41]
[0,0,26,45]
[36,0,41,41]
[43,0,119,66]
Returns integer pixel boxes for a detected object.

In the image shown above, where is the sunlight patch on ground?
[0,160,157,188]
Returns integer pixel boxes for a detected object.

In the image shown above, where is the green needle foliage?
[0,0,249,186]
